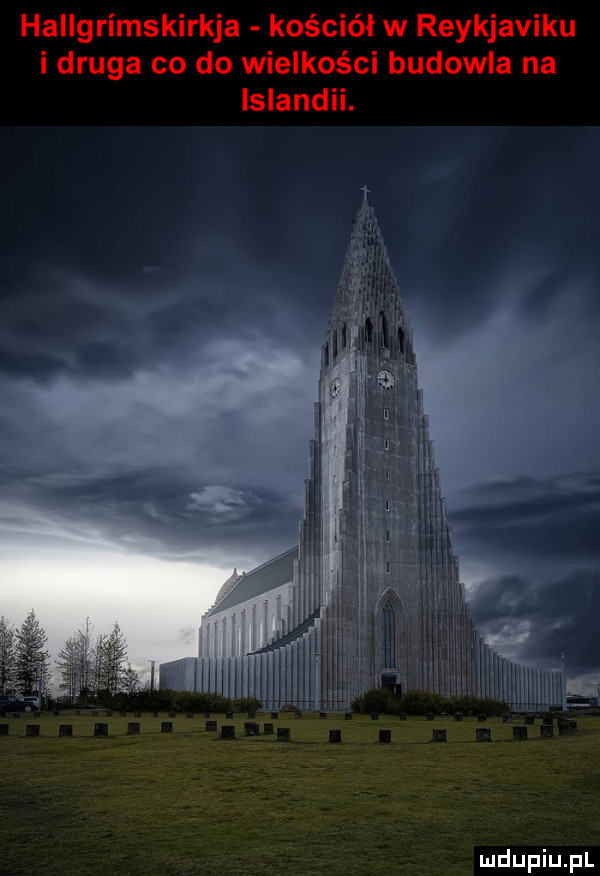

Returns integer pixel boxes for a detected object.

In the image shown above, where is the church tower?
[159,192,564,713]
[298,190,474,708]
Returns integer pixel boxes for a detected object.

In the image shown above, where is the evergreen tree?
[103,622,128,696]
[0,615,17,693]
[15,609,50,696]
[55,617,96,704]
[121,662,141,696]
[55,635,79,702]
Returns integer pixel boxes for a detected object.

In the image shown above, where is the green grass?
[1,713,599,875]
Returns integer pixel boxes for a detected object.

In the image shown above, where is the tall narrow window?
[382,603,396,667]
[341,324,347,348]
[324,343,329,365]
[385,469,390,480]
[365,318,373,343]
[384,408,389,420]
[384,439,389,450]
[398,326,405,355]
[385,500,390,511]
[380,311,389,348]
[386,530,391,542]
[385,562,391,573]
[332,331,338,358]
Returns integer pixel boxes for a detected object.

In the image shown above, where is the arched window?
[332,330,338,358]
[380,311,389,348]
[398,326,405,355]
[341,324,347,348]
[365,318,373,344]
[382,603,396,668]
[324,343,329,366]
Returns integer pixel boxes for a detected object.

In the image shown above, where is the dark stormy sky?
[1,126,598,694]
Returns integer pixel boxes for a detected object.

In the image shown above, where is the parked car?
[23,696,41,710]
[0,695,37,715]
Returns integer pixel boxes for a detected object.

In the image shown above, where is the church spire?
[324,191,412,365]
[332,192,402,319]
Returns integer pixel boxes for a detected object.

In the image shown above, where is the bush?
[350,688,510,716]
[351,688,397,714]
[231,697,263,713]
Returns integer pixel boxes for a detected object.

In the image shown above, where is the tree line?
[0,610,140,705]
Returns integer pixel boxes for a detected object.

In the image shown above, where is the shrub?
[231,697,263,713]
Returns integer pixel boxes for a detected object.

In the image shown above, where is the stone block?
[454,713,463,722]
[263,723,274,734]
[371,713,379,721]
[270,711,279,719]
[26,724,40,737]
[344,712,352,720]
[558,722,570,736]
[161,722,173,733]
[94,723,109,737]
[569,721,578,733]
[205,720,217,731]
[476,728,491,742]
[329,729,342,744]
[220,725,236,739]
[59,725,73,737]
[512,726,528,741]
[127,722,140,735]
[0,724,9,736]
[379,729,392,743]
[542,715,554,726]
[432,729,446,742]
[244,722,260,736]
[540,724,554,738]
[277,727,291,742]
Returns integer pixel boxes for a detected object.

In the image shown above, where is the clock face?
[377,370,395,389]
[330,378,341,398]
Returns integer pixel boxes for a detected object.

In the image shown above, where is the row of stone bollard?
[1,719,578,739]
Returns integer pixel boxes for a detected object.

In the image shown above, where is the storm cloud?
[1,126,598,689]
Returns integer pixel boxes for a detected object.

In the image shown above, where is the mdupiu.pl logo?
[474,847,597,875]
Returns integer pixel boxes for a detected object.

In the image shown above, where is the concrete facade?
[160,197,564,711]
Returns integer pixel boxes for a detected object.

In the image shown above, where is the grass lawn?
[1,712,599,875]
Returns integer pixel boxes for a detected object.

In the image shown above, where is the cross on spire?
[360,185,371,203]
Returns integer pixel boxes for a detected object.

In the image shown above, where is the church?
[160,193,564,712]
